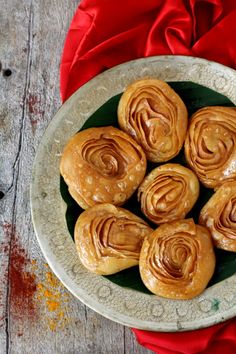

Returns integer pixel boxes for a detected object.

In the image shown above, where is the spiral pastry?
[137,164,199,225]
[117,79,188,162]
[139,219,215,299]
[199,181,236,252]
[60,126,147,209]
[74,203,153,275]
[185,106,236,188]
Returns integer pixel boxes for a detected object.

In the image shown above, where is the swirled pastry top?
[117,79,188,162]
[185,106,236,188]
[138,163,199,225]
[60,126,147,209]
[74,203,153,275]
[199,181,236,252]
[139,219,215,299]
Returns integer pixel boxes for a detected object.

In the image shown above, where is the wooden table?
[0,1,153,353]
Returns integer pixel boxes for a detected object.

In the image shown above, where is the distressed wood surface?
[0,1,154,353]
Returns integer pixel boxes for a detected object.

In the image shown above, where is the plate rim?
[30,55,236,331]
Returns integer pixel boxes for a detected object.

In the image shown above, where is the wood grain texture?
[0,1,154,353]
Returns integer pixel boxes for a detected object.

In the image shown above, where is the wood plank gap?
[11,2,34,179]
[84,305,88,322]
[123,326,126,354]
[5,3,34,353]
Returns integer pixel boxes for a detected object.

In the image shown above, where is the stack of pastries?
[60,78,236,300]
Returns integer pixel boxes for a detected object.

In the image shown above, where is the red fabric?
[60,0,236,102]
[133,319,236,354]
[60,0,236,352]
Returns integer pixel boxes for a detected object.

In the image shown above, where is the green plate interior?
[60,81,236,294]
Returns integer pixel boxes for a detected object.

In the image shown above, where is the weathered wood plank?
[0,1,154,353]
[0,0,32,351]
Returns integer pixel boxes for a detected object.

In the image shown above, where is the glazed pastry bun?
[118,79,188,162]
[138,164,199,225]
[199,181,236,252]
[74,203,153,275]
[60,126,147,209]
[139,219,216,299]
[185,106,236,188]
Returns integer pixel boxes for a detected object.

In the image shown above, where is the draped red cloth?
[60,0,236,352]
[132,320,236,354]
[60,0,236,102]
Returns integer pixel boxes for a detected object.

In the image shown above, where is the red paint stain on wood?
[27,94,43,115]
[26,94,45,130]
[0,223,71,334]
[0,223,38,322]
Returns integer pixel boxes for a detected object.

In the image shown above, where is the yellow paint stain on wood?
[36,264,71,331]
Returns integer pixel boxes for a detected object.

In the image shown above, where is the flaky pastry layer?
[185,106,236,188]
[74,203,152,275]
[60,126,147,208]
[200,181,236,252]
[139,219,215,299]
[118,79,188,162]
[138,163,199,224]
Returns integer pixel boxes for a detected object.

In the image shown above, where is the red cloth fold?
[60,0,236,102]
[133,319,236,354]
[60,0,236,352]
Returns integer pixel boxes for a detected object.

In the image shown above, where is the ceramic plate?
[30,56,236,331]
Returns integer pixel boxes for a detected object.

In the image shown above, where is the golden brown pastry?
[185,106,236,188]
[74,203,153,275]
[139,219,215,299]
[117,79,188,162]
[60,126,147,209]
[199,181,236,252]
[137,163,199,225]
